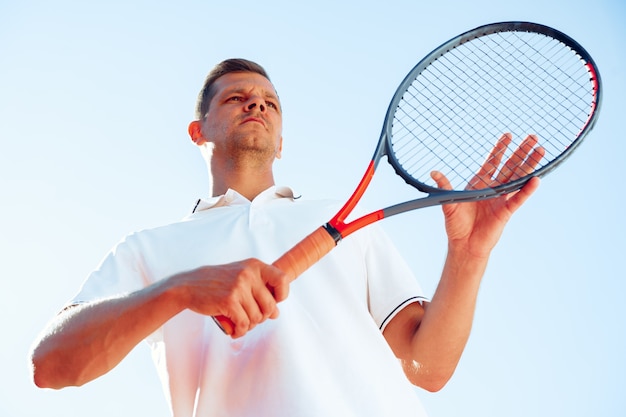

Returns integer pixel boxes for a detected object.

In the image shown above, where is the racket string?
[390,29,596,191]
[444,33,581,157]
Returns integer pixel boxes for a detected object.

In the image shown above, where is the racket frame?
[326,21,601,243]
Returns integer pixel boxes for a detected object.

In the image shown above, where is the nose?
[246,97,266,112]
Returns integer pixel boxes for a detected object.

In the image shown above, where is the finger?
[469,133,512,189]
[497,135,538,183]
[431,170,452,190]
[517,145,546,176]
[252,280,280,321]
[243,279,275,323]
[225,290,273,338]
[226,260,268,336]
[228,296,266,338]
[227,304,252,338]
[431,171,457,217]
[506,176,541,213]
[263,264,290,304]
[480,133,512,179]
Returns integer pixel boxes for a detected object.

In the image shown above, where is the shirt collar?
[191,185,300,214]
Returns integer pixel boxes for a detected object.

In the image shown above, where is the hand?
[431,133,544,258]
[174,258,289,338]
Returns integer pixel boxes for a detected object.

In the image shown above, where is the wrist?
[443,242,492,286]
[447,239,492,263]
[154,273,191,314]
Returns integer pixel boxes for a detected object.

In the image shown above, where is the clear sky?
[1,0,624,416]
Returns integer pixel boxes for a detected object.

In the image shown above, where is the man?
[30,59,541,416]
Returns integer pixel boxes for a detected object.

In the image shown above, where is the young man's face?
[193,72,283,164]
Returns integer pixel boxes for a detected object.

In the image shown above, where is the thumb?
[431,171,452,190]
[264,265,290,304]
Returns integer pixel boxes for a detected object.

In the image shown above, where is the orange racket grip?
[213,226,337,336]
[272,225,338,282]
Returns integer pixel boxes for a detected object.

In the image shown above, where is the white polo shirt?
[72,186,429,417]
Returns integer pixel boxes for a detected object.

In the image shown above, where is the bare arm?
[30,258,289,389]
[383,245,492,392]
[384,134,542,391]
[30,278,184,389]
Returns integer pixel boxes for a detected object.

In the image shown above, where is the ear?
[188,120,207,146]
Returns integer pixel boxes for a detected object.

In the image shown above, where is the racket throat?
[322,223,343,244]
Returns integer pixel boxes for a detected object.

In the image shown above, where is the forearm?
[30,277,185,389]
[30,258,288,388]
[406,244,489,389]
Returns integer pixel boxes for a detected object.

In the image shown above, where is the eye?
[265,100,280,111]
[227,96,244,102]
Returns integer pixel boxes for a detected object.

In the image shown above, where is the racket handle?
[213,226,337,335]
[273,225,337,282]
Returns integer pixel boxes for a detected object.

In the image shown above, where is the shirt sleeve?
[362,225,429,332]
[69,232,148,305]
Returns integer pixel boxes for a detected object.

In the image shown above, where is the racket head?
[383,21,601,197]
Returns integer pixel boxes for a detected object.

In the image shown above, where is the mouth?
[241,116,266,127]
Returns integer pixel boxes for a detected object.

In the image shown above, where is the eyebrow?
[222,87,281,105]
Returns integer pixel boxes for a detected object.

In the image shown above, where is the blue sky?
[1,0,624,416]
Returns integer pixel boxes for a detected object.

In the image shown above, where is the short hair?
[195,58,271,119]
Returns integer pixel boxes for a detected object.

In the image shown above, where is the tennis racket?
[214,21,601,335]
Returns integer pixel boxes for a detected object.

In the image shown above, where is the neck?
[210,163,276,201]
